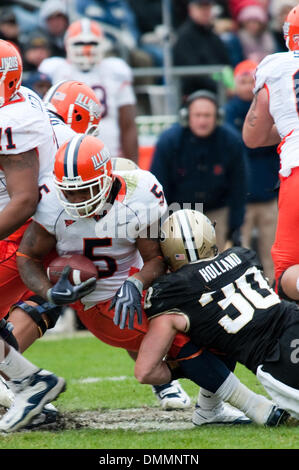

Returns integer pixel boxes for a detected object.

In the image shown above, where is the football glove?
[110,277,143,330]
[47,266,97,306]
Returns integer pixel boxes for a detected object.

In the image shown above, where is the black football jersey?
[145,247,293,372]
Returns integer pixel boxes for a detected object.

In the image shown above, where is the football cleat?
[265,405,290,427]
[0,369,66,433]
[152,380,191,410]
[24,403,58,430]
[0,376,14,408]
[192,402,252,426]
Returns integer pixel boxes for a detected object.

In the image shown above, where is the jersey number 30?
[199,266,280,334]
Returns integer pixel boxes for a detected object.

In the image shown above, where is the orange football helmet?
[65,18,105,71]
[43,80,103,135]
[54,134,113,218]
[0,40,22,107]
[283,6,299,51]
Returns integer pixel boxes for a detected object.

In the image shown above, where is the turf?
[0,332,298,451]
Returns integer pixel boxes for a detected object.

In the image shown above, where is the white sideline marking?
[73,376,132,384]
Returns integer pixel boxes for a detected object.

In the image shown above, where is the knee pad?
[0,317,19,350]
[10,296,62,337]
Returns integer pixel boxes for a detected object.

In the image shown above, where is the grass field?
[0,331,299,452]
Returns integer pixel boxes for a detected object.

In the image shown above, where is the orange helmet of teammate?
[54,134,113,218]
[283,5,299,51]
[0,40,22,107]
[43,80,103,135]
[65,18,105,71]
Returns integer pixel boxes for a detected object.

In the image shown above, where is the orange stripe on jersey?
[264,83,270,100]
[115,175,127,203]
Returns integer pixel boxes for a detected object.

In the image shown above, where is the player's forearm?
[132,257,166,290]
[0,195,38,239]
[135,360,172,385]
[17,256,52,300]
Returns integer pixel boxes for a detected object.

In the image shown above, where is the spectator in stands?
[127,0,164,66]
[271,0,298,52]
[172,0,232,96]
[224,60,279,284]
[150,90,248,252]
[22,33,51,78]
[0,8,22,52]
[236,4,276,63]
[22,71,52,99]
[38,0,69,58]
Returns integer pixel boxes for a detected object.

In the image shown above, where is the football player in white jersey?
[0,80,102,430]
[0,39,66,433]
[16,134,251,427]
[243,4,299,304]
[39,18,138,162]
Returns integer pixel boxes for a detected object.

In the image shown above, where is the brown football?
[47,254,98,285]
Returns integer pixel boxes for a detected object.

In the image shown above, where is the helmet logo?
[0,56,19,72]
[75,92,102,118]
[91,147,110,170]
[294,34,299,45]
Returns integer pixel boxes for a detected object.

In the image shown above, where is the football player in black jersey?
[135,209,299,425]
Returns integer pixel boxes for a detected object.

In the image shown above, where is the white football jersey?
[47,110,76,147]
[39,56,136,158]
[254,51,299,177]
[0,85,58,212]
[33,169,167,305]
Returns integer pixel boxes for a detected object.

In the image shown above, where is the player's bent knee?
[9,296,63,337]
[279,266,299,301]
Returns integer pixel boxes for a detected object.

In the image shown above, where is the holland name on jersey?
[198,253,242,283]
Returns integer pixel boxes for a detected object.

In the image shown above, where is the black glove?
[110,277,143,330]
[47,266,97,306]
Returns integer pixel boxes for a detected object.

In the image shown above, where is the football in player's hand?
[47,254,98,285]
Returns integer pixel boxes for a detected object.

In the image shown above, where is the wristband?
[127,276,143,295]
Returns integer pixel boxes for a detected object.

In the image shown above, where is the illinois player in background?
[39,18,139,163]
[242,4,299,303]
[0,39,66,433]
[16,134,251,426]
[135,209,298,426]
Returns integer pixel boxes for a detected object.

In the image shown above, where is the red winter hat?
[229,0,264,20]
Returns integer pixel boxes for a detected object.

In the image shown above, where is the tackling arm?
[242,88,281,148]
[0,149,39,239]
[135,314,187,385]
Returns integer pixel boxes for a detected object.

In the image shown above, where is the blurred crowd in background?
[0,0,296,102]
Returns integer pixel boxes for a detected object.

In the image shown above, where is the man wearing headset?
[150,90,248,251]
